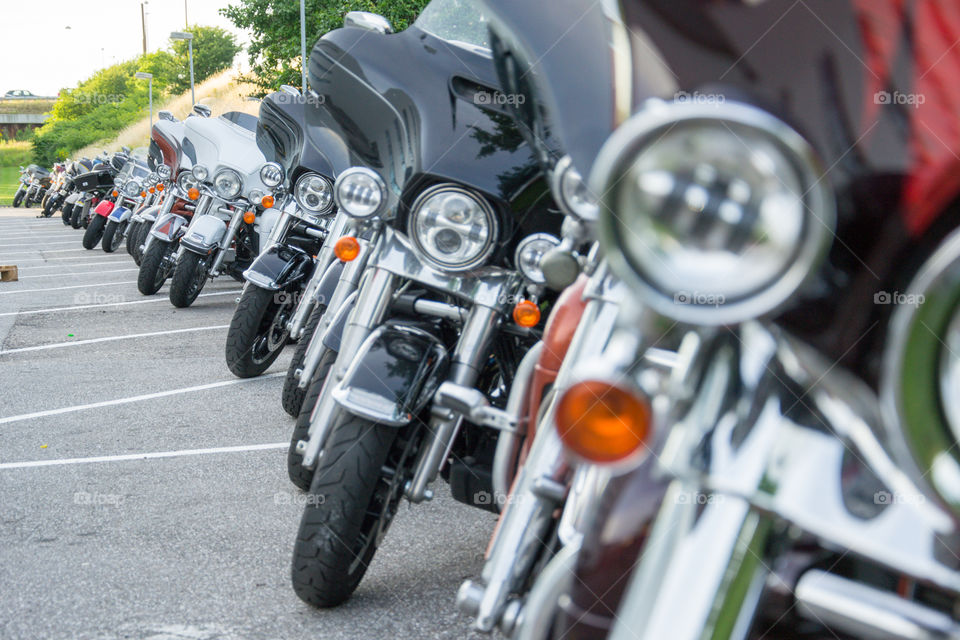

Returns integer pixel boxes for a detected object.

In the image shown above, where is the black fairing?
[307,21,559,258]
[246,244,315,291]
[481,0,960,383]
[256,91,342,185]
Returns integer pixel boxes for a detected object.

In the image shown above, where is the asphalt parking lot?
[0,209,499,640]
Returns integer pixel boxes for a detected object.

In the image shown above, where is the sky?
[0,0,250,96]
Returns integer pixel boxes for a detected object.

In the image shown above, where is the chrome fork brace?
[288,213,350,339]
[209,206,244,275]
[298,266,398,470]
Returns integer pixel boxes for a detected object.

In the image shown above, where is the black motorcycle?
[286,0,563,608]
[224,86,342,378]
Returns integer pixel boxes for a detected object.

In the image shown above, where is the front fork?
[298,265,398,469]
[287,213,350,339]
[209,206,245,275]
[142,193,177,254]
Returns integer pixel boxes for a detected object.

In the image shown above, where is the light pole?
[170,31,195,106]
[141,1,148,54]
[300,0,307,93]
[135,72,153,129]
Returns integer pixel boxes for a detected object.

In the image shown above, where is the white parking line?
[0,372,284,426]
[10,254,129,263]
[0,324,229,355]
[0,289,241,317]
[19,260,137,271]
[2,248,98,255]
[0,280,136,295]
[0,442,288,470]
[0,240,82,247]
[20,268,139,279]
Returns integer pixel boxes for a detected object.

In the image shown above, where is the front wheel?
[126,221,143,260]
[291,415,400,607]
[101,220,126,253]
[61,201,74,225]
[138,239,175,295]
[169,251,209,308]
[70,200,86,229]
[287,349,336,490]
[82,215,106,249]
[12,188,24,208]
[282,305,326,418]
[225,285,293,378]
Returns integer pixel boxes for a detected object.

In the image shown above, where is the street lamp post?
[300,0,307,93]
[135,72,154,129]
[170,31,195,106]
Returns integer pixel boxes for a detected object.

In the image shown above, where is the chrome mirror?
[344,11,393,34]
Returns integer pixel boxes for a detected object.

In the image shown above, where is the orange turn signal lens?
[555,380,651,464]
[111,190,119,197]
[512,300,541,328]
[187,187,200,201]
[261,195,275,209]
[140,191,147,198]
[243,211,256,224]
[157,183,164,191]
[334,236,360,262]
[148,187,155,193]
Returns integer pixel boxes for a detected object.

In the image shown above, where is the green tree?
[221,0,429,95]
[169,25,242,93]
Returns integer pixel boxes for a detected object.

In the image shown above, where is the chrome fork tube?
[405,304,502,503]
[209,205,242,275]
[299,266,398,470]
[296,244,371,389]
[142,192,176,254]
[288,213,350,338]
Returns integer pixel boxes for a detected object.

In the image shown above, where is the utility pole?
[184,0,188,28]
[300,0,307,93]
[141,2,148,54]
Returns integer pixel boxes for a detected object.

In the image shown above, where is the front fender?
[108,206,131,223]
[94,200,114,217]
[331,322,450,426]
[64,192,81,206]
[243,244,314,291]
[180,215,226,254]
[150,213,189,242]
[316,259,345,308]
[134,204,161,224]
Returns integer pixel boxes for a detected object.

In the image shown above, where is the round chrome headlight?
[514,233,561,284]
[177,171,198,193]
[260,162,284,188]
[409,184,498,272]
[334,167,386,219]
[551,155,598,220]
[295,173,334,214]
[123,180,141,197]
[192,164,209,182]
[592,100,834,325]
[213,169,242,200]
[157,164,172,180]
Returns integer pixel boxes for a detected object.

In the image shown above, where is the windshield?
[414,0,489,49]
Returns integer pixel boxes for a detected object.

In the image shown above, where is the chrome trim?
[407,183,499,273]
[334,167,387,219]
[294,172,335,215]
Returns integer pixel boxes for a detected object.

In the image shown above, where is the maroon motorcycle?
[473,1,960,639]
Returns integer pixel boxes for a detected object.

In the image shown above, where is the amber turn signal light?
[187,187,200,200]
[157,183,164,191]
[512,300,541,328]
[261,195,275,209]
[243,211,256,224]
[140,191,147,198]
[555,380,651,464]
[334,236,360,261]
[111,190,119,197]
[148,187,155,193]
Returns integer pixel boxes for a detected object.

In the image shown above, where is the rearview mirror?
[344,11,393,34]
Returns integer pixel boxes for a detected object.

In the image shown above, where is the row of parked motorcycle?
[22,0,960,638]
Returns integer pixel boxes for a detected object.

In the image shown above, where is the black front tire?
[126,221,142,259]
[82,215,107,249]
[101,220,126,253]
[12,189,24,208]
[282,304,326,418]
[61,201,74,225]
[291,416,400,607]
[225,285,292,378]
[70,201,85,229]
[287,349,336,490]
[169,251,209,308]
[138,239,175,295]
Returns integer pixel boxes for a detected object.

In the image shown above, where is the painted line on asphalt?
[0,289,242,317]
[0,280,137,295]
[8,254,130,263]
[20,268,140,279]
[3,248,102,255]
[0,240,81,247]
[18,260,139,270]
[0,442,288,470]
[0,372,284,426]
[0,324,229,355]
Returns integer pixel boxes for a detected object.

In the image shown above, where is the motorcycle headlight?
[192,164,209,182]
[409,184,498,272]
[295,173,334,214]
[114,177,124,187]
[514,233,561,284]
[213,169,242,200]
[123,180,141,197]
[260,162,284,188]
[592,100,835,325]
[177,172,198,193]
[334,167,386,219]
[551,155,598,220]
[157,164,172,180]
